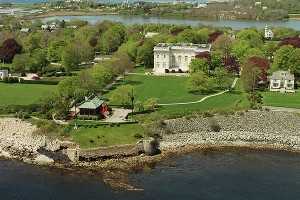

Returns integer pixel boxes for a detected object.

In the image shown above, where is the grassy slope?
[72,78,249,148]
[262,90,300,108]
[71,124,143,148]
[0,83,57,106]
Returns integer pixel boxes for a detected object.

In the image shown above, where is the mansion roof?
[154,43,211,52]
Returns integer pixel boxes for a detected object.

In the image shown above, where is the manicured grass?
[155,91,249,117]
[132,66,152,73]
[262,90,300,108]
[0,83,57,106]
[71,124,143,148]
[116,74,205,104]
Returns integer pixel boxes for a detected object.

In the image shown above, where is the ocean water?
[1,149,300,200]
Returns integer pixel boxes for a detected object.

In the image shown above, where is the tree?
[90,64,114,89]
[31,49,49,72]
[262,42,278,60]
[231,40,251,60]
[213,68,233,90]
[187,71,214,93]
[47,40,65,62]
[213,35,232,58]
[240,61,262,92]
[137,39,155,68]
[62,43,81,72]
[111,51,134,75]
[279,36,300,48]
[208,31,223,43]
[12,54,28,73]
[99,24,127,54]
[177,28,209,44]
[109,85,134,107]
[23,33,42,54]
[245,56,270,83]
[271,45,300,75]
[189,59,210,74]
[0,38,22,63]
[236,29,263,48]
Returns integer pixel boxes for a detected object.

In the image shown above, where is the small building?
[269,71,295,93]
[0,70,8,80]
[265,25,274,40]
[78,96,110,119]
[153,43,211,73]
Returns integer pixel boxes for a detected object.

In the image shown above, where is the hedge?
[19,79,59,85]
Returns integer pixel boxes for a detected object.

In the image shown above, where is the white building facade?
[153,43,211,73]
[264,25,274,40]
[269,71,295,93]
[0,70,8,80]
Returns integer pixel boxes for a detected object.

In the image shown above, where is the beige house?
[153,43,211,74]
[269,71,295,93]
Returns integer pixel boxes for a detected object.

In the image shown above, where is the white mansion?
[153,43,212,73]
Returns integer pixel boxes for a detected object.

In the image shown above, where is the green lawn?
[0,83,57,106]
[71,124,143,148]
[115,74,205,104]
[262,90,300,108]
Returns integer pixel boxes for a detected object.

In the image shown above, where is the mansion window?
[178,56,182,63]
[163,62,166,68]
[156,62,160,68]
[164,54,166,59]
[185,56,188,62]
[157,54,159,58]
[272,83,279,87]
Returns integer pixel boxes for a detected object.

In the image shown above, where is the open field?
[71,123,143,148]
[262,90,300,109]
[111,74,205,104]
[0,83,57,106]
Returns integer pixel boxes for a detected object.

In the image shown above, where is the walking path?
[158,78,239,106]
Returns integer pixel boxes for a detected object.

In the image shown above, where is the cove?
[0,149,300,200]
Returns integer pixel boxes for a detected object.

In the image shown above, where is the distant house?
[269,71,295,93]
[78,96,110,119]
[264,25,274,40]
[0,70,8,80]
[41,23,57,32]
[145,32,159,38]
[20,28,31,33]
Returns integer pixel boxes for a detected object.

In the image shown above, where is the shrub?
[203,111,213,118]
[208,118,221,132]
[165,69,169,73]
[19,79,59,85]
[3,77,19,83]
[134,133,144,139]
[143,98,158,111]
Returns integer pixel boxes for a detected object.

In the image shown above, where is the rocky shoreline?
[1,111,300,190]
[1,111,300,169]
